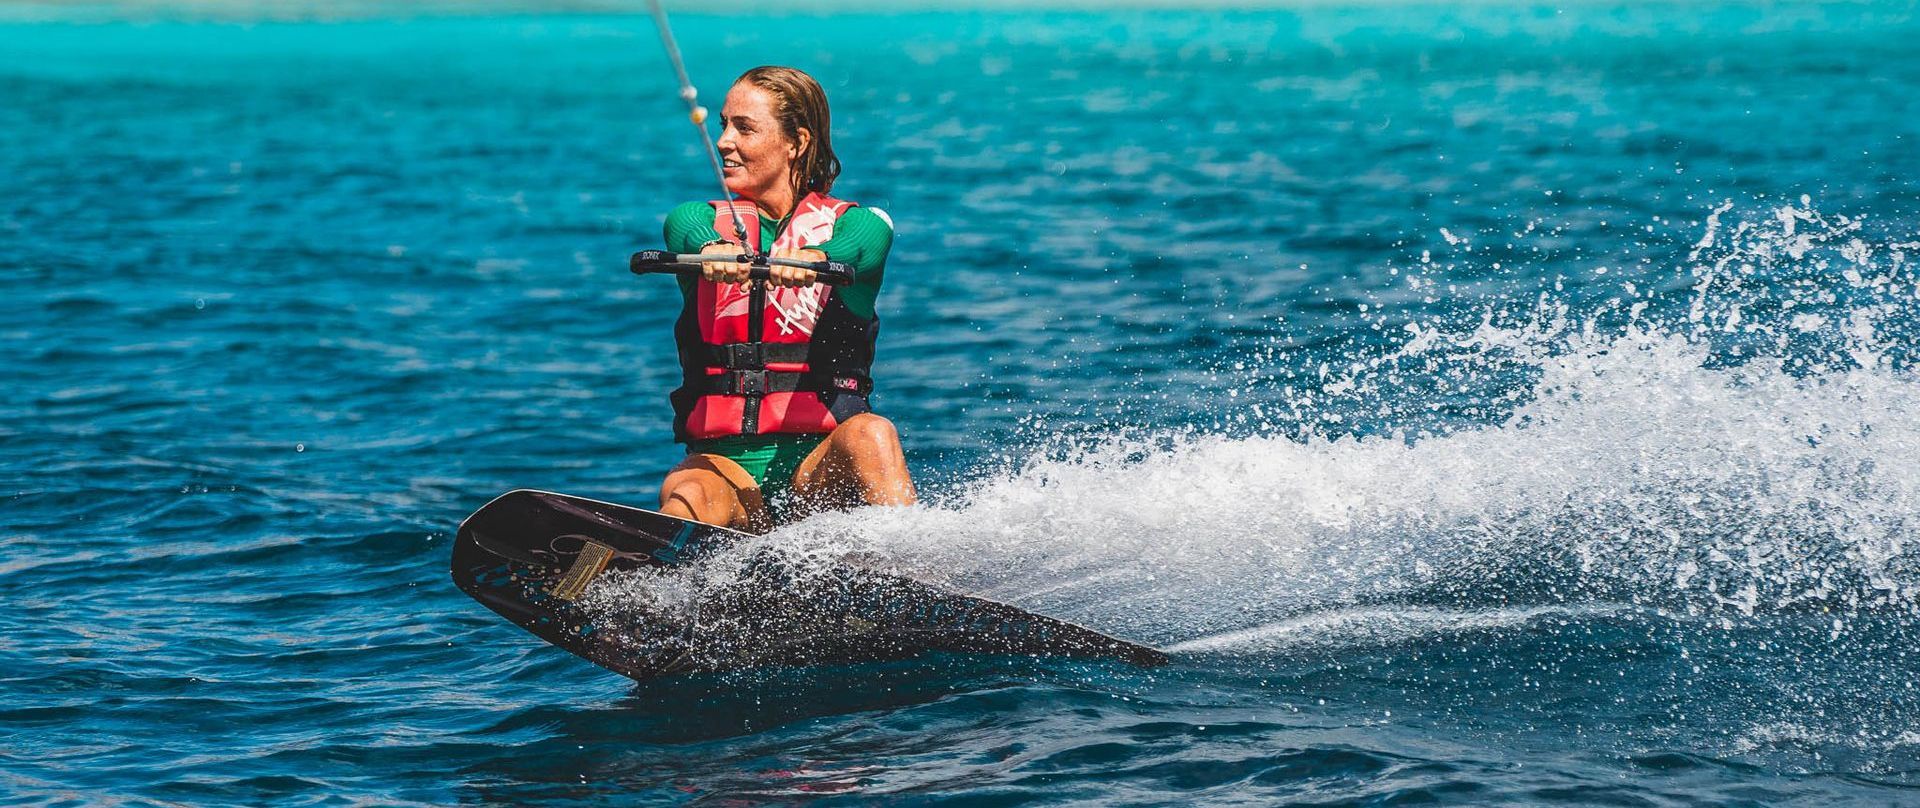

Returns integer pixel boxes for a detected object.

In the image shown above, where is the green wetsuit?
[661,200,895,509]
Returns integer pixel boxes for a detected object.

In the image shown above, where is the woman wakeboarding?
[447,9,1162,684]
[647,65,916,532]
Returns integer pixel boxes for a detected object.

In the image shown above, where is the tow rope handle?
[629,250,856,286]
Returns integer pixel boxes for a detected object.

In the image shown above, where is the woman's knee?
[835,413,901,449]
[659,469,716,510]
[660,460,770,532]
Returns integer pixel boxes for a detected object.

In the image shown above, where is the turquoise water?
[6,3,1920,804]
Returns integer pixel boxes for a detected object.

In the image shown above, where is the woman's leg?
[659,453,774,533]
[790,413,917,512]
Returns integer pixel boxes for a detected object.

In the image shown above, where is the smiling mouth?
[723,159,744,170]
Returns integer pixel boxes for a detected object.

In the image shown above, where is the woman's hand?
[767,248,824,288]
[699,241,750,285]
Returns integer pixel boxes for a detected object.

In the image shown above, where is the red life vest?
[670,193,878,443]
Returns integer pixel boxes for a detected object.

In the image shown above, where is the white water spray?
[603,201,1920,654]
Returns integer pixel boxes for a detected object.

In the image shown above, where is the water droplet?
[195,298,206,310]
[295,443,306,452]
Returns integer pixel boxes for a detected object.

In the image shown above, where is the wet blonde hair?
[735,65,841,195]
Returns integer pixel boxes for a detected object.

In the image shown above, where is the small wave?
[1164,604,1621,654]
[1729,722,1920,775]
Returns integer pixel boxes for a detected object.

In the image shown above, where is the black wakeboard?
[451,489,1169,681]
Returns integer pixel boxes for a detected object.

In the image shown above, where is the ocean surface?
[6,2,1920,804]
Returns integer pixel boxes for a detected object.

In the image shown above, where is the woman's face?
[716,82,805,202]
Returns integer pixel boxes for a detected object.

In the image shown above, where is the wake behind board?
[451,489,1168,681]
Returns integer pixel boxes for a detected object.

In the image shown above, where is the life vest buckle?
[731,370,768,396]
[722,343,764,369]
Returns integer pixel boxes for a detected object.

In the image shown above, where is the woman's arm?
[661,201,724,293]
[812,207,894,320]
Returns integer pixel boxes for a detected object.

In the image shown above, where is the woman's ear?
[792,126,812,160]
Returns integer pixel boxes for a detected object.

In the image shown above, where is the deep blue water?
[6,3,1920,804]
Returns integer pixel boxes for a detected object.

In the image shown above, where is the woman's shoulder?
[662,201,723,252]
[835,205,894,236]
[667,200,716,221]
[664,200,722,229]
[821,204,893,275]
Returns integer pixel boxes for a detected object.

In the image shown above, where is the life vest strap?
[700,342,812,369]
[693,370,871,397]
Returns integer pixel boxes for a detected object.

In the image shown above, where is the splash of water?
[747,200,1920,651]
[585,201,1920,666]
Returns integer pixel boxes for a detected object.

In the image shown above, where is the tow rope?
[644,0,752,252]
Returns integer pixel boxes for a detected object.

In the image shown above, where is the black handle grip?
[629,250,855,286]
